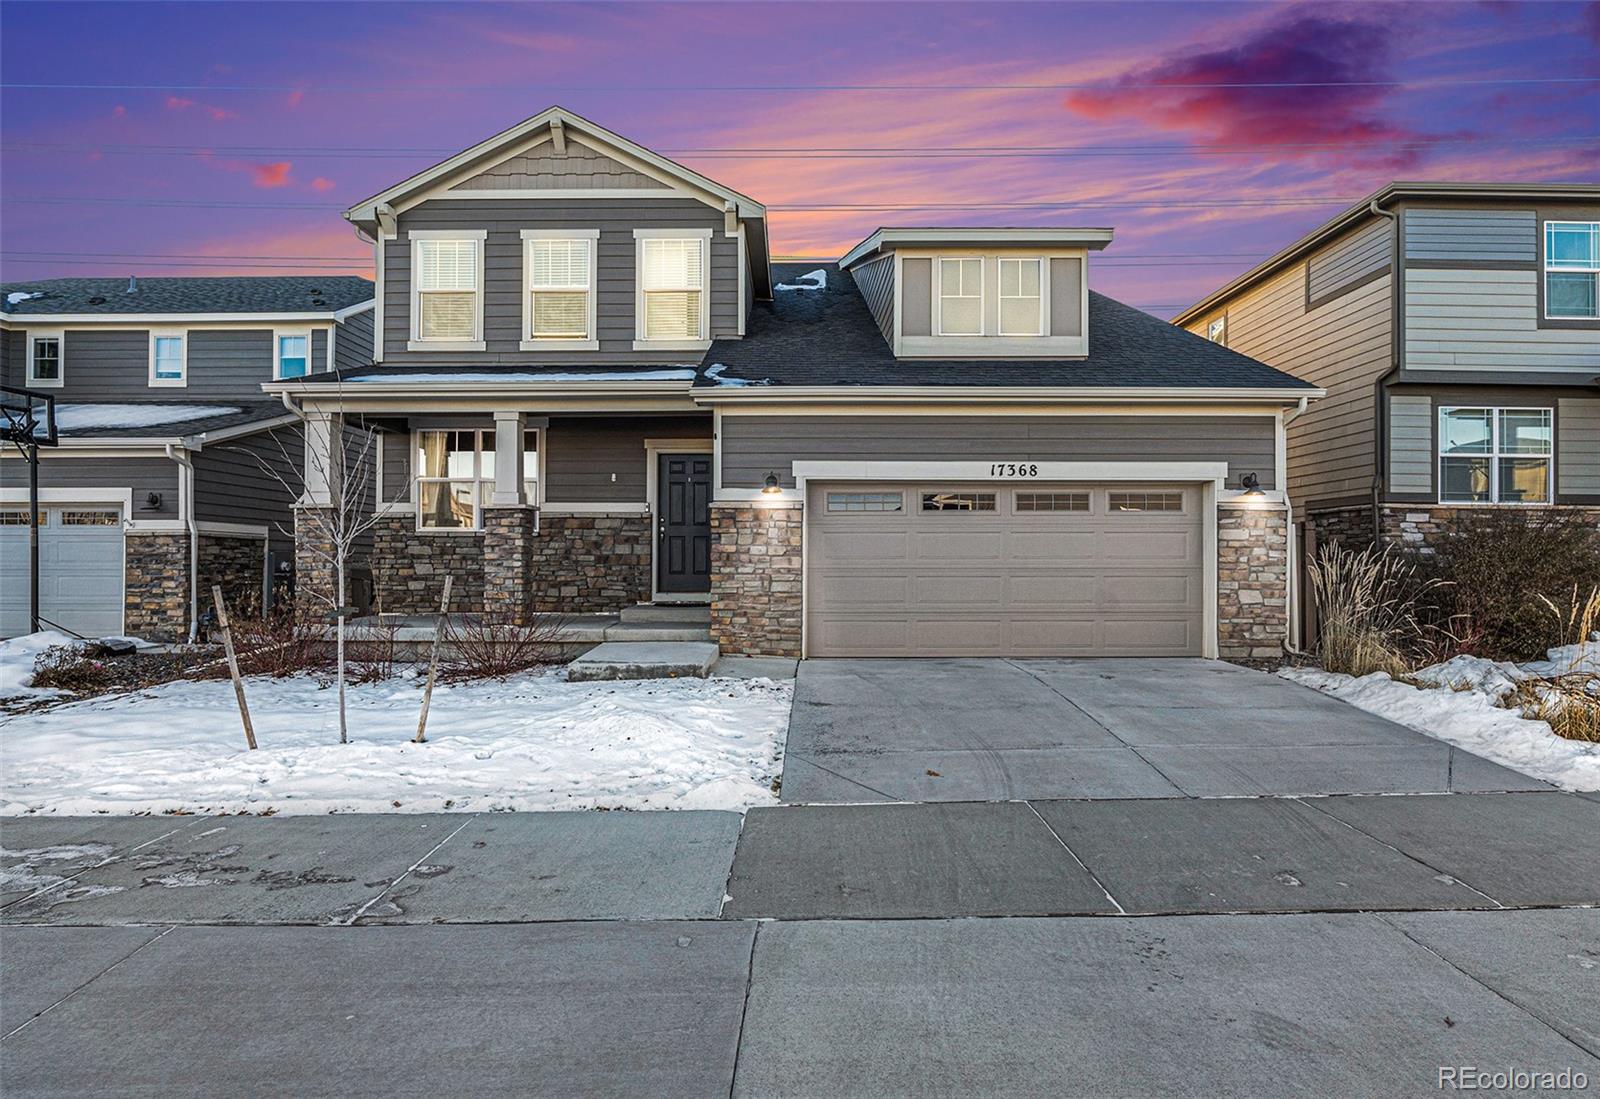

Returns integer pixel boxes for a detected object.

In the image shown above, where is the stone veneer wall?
[527,514,651,613]
[482,507,536,622]
[1216,504,1289,660]
[371,516,484,615]
[1379,504,1600,556]
[1304,503,1378,550]
[709,504,803,657]
[124,533,189,642]
[293,506,341,617]
[198,535,265,618]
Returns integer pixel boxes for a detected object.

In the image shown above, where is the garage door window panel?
[1109,492,1184,512]
[826,492,903,513]
[1,510,46,525]
[1016,491,1089,512]
[61,511,120,526]
[922,491,995,512]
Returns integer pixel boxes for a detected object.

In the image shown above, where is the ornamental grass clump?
[1307,542,1442,678]
[1514,586,1600,744]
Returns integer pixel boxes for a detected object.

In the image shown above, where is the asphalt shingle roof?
[700,263,1317,390]
[2,276,373,316]
[51,401,289,439]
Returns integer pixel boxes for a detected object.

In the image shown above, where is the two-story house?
[0,276,375,639]
[271,106,1321,660]
[1174,183,1599,638]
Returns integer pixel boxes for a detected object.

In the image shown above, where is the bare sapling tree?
[249,387,406,744]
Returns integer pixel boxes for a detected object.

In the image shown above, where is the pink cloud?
[205,105,237,122]
[111,104,127,119]
[164,94,235,121]
[251,162,293,188]
[165,95,195,111]
[286,88,305,109]
[309,176,336,192]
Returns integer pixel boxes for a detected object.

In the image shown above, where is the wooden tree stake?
[212,584,257,751]
[414,574,453,744]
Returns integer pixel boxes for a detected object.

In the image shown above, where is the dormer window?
[937,258,983,335]
[523,230,598,350]
[635,229,711,348]
[998,258,1044,336]
[410,230,486,350]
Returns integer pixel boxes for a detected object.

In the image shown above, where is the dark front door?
[657,453,712,594]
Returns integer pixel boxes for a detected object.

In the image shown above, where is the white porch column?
[301,411,341,507]
[491,410,527,507]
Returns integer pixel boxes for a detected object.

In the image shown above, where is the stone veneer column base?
[527,514,651,613]
[124,533,190,642]
[370,516,484,615]
[198,534,267,618]
[293,506,341,620]
[482,507,537,622]
[709,503,802,657]
[1216,504,1289,660]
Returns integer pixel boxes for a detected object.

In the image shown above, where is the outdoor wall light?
[1240,472,1265,497]
[140,492,163,510]
[762,472,782,494]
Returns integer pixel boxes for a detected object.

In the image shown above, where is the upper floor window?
[938,258,983,335]
[275,331,311,379]
[1439,406,1552,504]
[523,230,598,348]
[1207,317,1227,345]
[415,427,539,531]
[998,258,1043,336]
[1544,221,1599,319]
[26,331,63,388]
[411,231,485,348]
[149,331,187,387]
[636,232,708,343]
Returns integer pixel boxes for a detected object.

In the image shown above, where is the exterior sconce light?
[1240,472,1265,497]
[762,472,782,495]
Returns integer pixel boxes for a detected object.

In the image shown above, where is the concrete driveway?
[780,658,1550,802]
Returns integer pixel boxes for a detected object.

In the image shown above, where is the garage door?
[806,482,1204,657]
[0,507,125,638]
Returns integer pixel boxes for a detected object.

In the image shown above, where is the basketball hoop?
[2,385,59,634]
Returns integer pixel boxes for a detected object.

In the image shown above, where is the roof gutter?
[691,385,1325,405]
[262,380,697,399]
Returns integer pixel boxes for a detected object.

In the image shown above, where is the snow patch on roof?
[705,363,771,387]
[775,269,827,292]
[347,370,698,384]
[54,404,242,432]
[6,291,44,306]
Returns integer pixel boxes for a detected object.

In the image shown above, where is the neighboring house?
[0,276,375,639]
[1173,183,1600,616]
[271,106,1320,660]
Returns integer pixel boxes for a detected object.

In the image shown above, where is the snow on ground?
[53,404,241,431]
[0,632,80,701]
[0,669,793,816]
[1281,640,1600,791]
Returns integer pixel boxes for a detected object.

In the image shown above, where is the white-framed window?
[274,330,312,379]
[410,231,486,349]
[1438,407,1553,504]
[523,229,598,349]
[1544,220,1599,319]
[998,257,1043,336]
[1207,317,1227,345]
[414,428,539,531]
[148,330,187,387]
[937,258,984,336]
[635,230,710,345]
[25,329,63,387]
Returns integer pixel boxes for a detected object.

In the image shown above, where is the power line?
[3,76,1593,92]
[7,194,1361,211]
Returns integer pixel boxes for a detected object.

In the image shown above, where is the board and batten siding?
[1186,255,1392,511]
[1404,268,1599,372]
[1403,208,1538,263]
[1557,397,1600,497]
[0,454,180,518]
[384,198,739,366]
[720,415,1275,492]
[1387,394,1434,495]
[850,255,895,344]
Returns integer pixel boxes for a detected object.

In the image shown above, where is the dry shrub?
[1513,586,1600,743]
[224,609,329,679]
[347,619,400,684]
[439,613,566,683]
[1307,542,1444,678]
[1424,510,1600,662]
[30,645,118,694]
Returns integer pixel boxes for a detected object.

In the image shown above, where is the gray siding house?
[1174,183,1599,639]
[1,277,375,639]
[271,107,1318,660]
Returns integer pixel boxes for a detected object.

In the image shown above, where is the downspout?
[1368,198,1402,544]
[1282,396,1311,653]
[164,443,200,643]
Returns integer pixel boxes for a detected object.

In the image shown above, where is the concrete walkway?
[781,658,1549,802]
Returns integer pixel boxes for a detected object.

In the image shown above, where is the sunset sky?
[2,0,1596,317]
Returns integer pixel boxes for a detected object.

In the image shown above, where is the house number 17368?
[990,463,1040,477]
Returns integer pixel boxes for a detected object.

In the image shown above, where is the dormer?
[840,228,1114,359]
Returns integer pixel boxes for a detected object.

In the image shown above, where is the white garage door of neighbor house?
[0,507,125,639]
[806,482,1205,658]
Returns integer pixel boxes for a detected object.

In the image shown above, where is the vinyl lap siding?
[1387,394,1434,495]
[850,254,895,344]
[335,310,375,371]
[1404,268,1599,371]
[0,455,180,518]
[8,327,310,399]
[720,415,1275,492]
[1557,397,1600,497]
[1307,219,1391,305]
[384,198,738,365]
[192,425,301,555]
[1403,208,1538,263]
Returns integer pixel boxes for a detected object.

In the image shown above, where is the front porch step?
[566,641,721,682]
[618,603,711,625]
[604,621,713,643]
